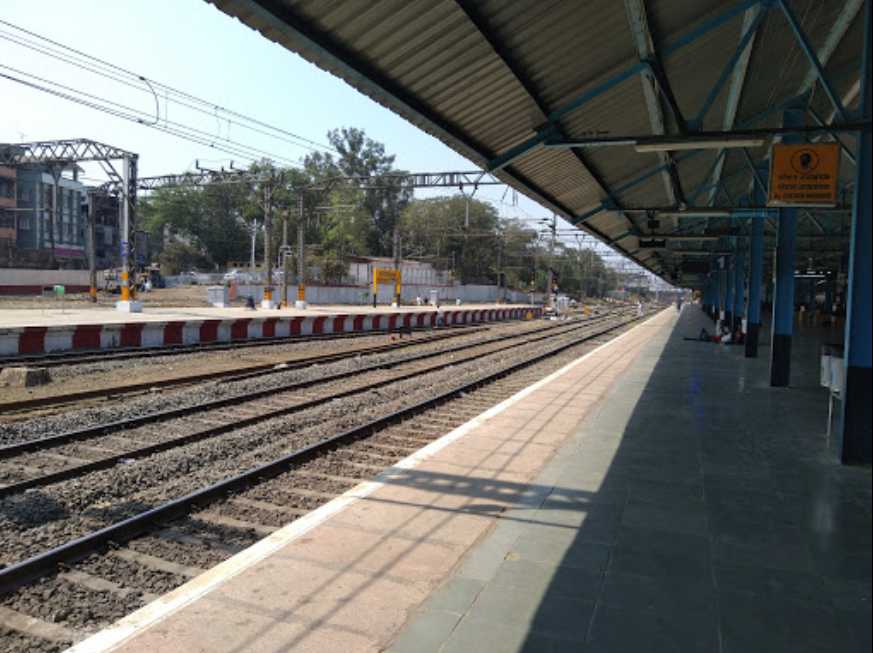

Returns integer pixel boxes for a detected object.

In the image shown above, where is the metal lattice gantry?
[1,138,140,303]
[0,138,139,198]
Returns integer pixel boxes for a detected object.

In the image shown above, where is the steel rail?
[0,314,622,493]
[0,323,484,370]
[0,310,648,594]
[0,326,485,414]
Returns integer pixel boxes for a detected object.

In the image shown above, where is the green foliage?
[139,183,250,269]
[304,127,411,256]
[136,126,623,296]
[157,240,211,275]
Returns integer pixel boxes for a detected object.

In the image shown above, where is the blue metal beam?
[840,0,872,465]
[769,106,804,387]
[807,105,857,166]
[487,0,764,171]
[745,170,766,357]
[733,244,746,329]
[778,0,849,123]
[624,0,683,207]
[693,4,768,129]
[795,0,865,100]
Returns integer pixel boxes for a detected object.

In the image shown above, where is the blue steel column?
[745,208,765,357]
[700,275,710,315]
[708,274,717,319]
[733,245,745,333]
[724,254,735,331]
[709,275,717,319]
[769,107,803,387]
[824,275,834,316]
[715,264,723,325]
[840,0,872,465]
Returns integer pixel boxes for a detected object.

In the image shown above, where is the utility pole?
[296,192,306,309]
[249,220,259,275]
[281,204,290,308]
[261,177,275,308]
[116,156,140,312]
[546,213,557,309]
[87,192,97,302]
[496,234,503,303]
[392,222,402,306]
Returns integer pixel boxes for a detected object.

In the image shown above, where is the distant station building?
[16,166,88,268]
[83,191,122,270]
[0,163,88,269]
[0,165,15,259]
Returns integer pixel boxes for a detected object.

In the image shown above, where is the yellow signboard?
[768,143,840,207]
[372,268,401,294]
[373,269,399,284]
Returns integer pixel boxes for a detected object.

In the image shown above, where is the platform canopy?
[206,0,867,287]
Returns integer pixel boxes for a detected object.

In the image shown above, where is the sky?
[0,0,656,278]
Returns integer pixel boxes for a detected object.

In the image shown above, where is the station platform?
[70,306,870,653]
[0,303,538,356]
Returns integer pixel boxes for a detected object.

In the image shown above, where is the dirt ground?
[0,286,215,310]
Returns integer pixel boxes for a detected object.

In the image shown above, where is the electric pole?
[543,213,557,309]
[261,177,274,307]
[496,234,503,303]
[392,222,401,306]
[249,219,259,276]
[87,192,97,302]
[281,204,290,308]
[296,192,306,308]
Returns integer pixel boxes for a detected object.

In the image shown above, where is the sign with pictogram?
[768,143,840,207]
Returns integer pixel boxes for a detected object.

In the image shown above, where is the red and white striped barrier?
[0,307,542,356]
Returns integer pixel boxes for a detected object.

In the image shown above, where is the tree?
[157,241,210,275]
[139,183,250,270]
[400,196,502,283]
[304,128,410,257]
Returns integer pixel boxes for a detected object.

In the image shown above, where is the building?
[83,191,121,270]
[12,165,87,268]
[0,166,15,261]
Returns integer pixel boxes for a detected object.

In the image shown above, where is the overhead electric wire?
[0,63,305,168]
[0,70,301,168]
[0,19,339,156]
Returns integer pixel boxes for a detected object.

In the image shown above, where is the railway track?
[0,324,495,415]
[0,315,615,493]
[0,308,649,653]
[0,321,484,370]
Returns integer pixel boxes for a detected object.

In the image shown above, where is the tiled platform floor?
[391,306,871,653]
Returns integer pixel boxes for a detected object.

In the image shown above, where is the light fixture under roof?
[634,137,766,153]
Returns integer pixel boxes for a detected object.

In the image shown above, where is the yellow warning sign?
[768,143,840,207]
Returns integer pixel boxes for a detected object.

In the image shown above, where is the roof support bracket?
[691,4,768,130]
[777,0,849,123]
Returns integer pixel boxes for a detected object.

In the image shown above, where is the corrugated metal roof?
[206,0,864,286]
